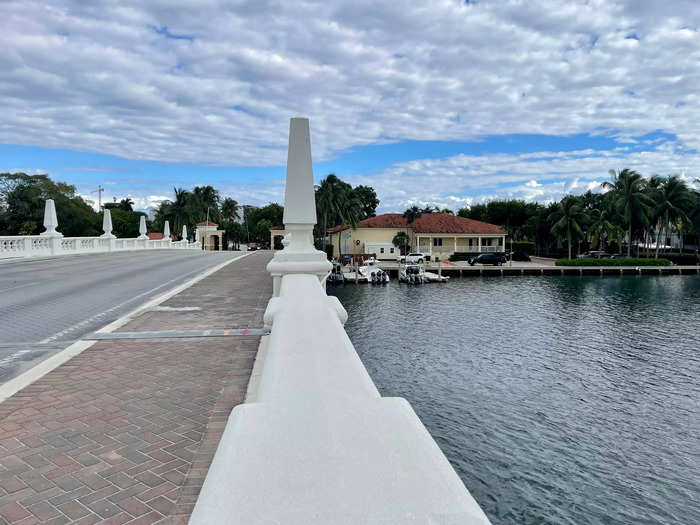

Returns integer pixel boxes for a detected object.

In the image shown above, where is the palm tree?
[315,174,362,254]
[118,198,134,212]
[652,176,693,257]
[221,198,240,222]
[548,196,587,259]
[170,187,192,235]
[402,206,422,254]
[601,169,653,256]
[588,207,614,251]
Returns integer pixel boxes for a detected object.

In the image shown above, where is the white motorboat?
[423,270,449,283]
[327,260,344,284]
[343,257,389,284]
[361,257,390,284]
[399,263,425,284]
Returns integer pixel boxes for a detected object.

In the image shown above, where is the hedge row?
[654,254,699,266]
[509,241,535,252]
[555,258,671,267]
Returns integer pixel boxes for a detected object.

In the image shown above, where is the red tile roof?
[329,213,506,235]
[196,221,219,226]
[147,233,176,240]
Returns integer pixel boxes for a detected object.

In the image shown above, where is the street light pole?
[204,206,210,252]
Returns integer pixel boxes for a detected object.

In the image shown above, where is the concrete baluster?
[266,118,331,296]
[182,224,188,248]
[163,220,171,245]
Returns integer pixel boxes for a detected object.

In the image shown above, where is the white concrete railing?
[190,273,492,524]
[0,202,200,259]
[0,235,199,259]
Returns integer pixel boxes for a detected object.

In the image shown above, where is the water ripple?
[329,276,700,525]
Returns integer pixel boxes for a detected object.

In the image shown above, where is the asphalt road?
[0,250,244,384]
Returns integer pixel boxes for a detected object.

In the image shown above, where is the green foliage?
[243,203,284,243]
[352,185,379,218]
[109,209,145,238]
[602,169,653,256]
[458,200,543,241]
[392,231,409,255]
[555,258,671,266]
[510,241,535,251]
[0,172,100,236]
[403,206,422,224]
[549,196,588,259]
[660,253,699,265]
[222,220,246,248]
[315,174,364,232]
[221,198,240,222]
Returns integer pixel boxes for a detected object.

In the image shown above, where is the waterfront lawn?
[555,258,671,266]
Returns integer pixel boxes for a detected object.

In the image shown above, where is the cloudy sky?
[1,0,699,212]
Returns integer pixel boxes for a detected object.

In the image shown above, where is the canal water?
[328,275,700,525]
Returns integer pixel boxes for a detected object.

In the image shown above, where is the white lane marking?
[0,252,254,403]
[148,306,201,312]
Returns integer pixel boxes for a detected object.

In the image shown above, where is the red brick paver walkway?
[0,252,272,524]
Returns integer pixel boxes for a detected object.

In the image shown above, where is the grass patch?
[555,258,671,267]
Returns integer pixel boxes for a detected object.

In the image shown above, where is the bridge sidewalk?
[0,251,273,524]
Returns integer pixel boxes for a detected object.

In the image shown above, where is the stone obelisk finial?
[266,118,331,296]
[100,209,115,238]
[138,215,148,240]
[40,199,62,237]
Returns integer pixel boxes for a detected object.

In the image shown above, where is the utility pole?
[91,185,104,209]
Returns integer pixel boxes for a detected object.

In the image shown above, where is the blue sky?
[1,1,699,212]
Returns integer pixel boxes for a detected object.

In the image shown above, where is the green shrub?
[555,258,671,267]
[509,241,535,252]
[655,254,699,266]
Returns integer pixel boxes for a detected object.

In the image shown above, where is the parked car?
[247,243,258,251]
[397,252,426,264]
[469,253,507,266]
[577,250,607,259]
[510,251,531,262]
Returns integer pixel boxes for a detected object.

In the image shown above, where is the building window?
[390,247,394,253]
[433,238,442,247]
[380,247,385,254]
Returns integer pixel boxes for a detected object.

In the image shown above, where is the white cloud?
[0,0,699,168]
[343,140,700,211]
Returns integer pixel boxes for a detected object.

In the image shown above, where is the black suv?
[469,253,507,266]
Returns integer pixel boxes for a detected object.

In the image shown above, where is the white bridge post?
[137,215,148,247]
[266,118,331,296]
[100,208,116,251]
[40,199,63,255]
[163,220,171,246]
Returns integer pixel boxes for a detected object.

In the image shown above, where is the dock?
[369,261,700,279]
